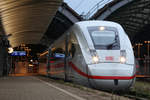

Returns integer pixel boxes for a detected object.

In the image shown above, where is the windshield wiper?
[106,35,118,49]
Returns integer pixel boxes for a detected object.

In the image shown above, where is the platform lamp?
[135,43,143,59]
[8,47,14,54]
[144,41,150,59]
[144,41,150,74]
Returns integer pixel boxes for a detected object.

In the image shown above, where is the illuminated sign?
[11,51,26,56]
[54,53,65,58]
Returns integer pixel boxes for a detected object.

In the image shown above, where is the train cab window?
[88,26,120,50]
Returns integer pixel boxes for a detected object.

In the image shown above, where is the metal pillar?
[47,47,51,77]
[1,34,12,76]
[64,34,69,81]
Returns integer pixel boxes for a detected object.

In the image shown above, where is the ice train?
[39,21,136,91]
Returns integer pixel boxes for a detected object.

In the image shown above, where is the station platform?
[0,76,130,100]
[0,76,79,100]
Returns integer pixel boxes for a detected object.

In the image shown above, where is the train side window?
[69,33,77,58]
[70,43,76,58]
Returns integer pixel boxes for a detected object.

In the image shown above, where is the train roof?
[75,20,122,28]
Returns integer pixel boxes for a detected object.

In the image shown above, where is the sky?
[64,0,113,16]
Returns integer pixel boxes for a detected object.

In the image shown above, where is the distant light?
[144,41,150,44]
[8,47,14,53]
[29,64,33,67]
[99,26,105,31]
[30,59,33,62]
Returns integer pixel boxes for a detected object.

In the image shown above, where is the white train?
[39,21,136,91]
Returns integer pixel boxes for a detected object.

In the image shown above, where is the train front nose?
[87,63,135,91]
[89,78,135,91]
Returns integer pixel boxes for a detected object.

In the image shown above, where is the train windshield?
[91,31,115,45]
[88,26,120,50]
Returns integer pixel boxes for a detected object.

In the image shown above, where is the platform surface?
[0,76,77,100]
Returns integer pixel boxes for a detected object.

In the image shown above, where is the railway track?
[124,94,148,100]
[115,80,150,100]
[39,75,150,100]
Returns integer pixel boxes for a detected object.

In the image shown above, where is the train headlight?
[120,50,126,64]
[92,56,99,64]
[120,56,126,64]
[90,49,99,64]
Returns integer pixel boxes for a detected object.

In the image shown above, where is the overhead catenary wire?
[85,0,113,19]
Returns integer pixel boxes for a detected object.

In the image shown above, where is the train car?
[39,21,136,91]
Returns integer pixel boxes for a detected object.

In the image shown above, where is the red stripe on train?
[69,62,135,80]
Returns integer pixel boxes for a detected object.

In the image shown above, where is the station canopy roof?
[0,0,62,47]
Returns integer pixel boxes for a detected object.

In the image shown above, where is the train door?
[64,32,76,81]
[68,31,90,86]
[67,42,76,81]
